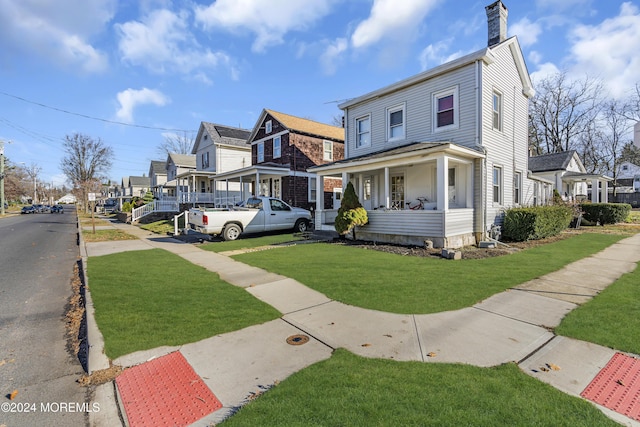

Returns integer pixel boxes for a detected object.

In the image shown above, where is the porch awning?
[308,141,485,175]
[562,172,614,183]
[212,163,292,181]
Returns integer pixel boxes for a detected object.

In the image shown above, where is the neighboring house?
[56,193,77,204]
[617,161,640,179]
[127,176,151,199]
[311,1,537,248]
[185,122,252,205]
[165,153,196,197]
[149,160,168,198]
[528,150,612,202]
[120,176,131,197]
[213,108,344,210]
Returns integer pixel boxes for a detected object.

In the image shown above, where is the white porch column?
[601,180,608,203]
[383,168,390,208]
[436,155,449,211]
[255,172,260,196]
[316,175,323,212]
[239,176,244,200]
[358,173,364,201]
[591,178,599,202]
[466,162,474,208]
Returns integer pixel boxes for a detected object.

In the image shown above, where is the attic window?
[204,135,208,140]
[265,120,272,134]
[622,165,628,171]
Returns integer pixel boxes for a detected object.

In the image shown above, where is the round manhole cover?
[286,334,309,345]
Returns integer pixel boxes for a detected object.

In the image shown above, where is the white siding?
[345,63,479,159]
[217,145,251,173]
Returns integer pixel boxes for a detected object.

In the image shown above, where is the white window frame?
[493,166,503,205]
[433,86,459,132]
[257,142,264,163]
[514,170,522,204]
[273,136,281,159]
[265,120,272,134]
[493,89,503,131]
[273,178,281,198]
[391,173,405,209]
[386,104,406,141]
[355,115,371,148]
[309,177,317,202]
[323,140,333,161]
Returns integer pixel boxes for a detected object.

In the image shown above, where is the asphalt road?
[0,207,90,427]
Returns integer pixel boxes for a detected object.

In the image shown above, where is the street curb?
[77,216,123,427]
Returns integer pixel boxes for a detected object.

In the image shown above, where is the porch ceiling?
[310,141,484,175]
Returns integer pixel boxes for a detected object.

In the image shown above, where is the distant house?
[213,109,344,210]
[56,193,77,204]
[528,150,612,202]
[149,160,168,198]
[127,176,151,199]
[311,1,536,247]
[184,122,252,205]
[164,153,196,197]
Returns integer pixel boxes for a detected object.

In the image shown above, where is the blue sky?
[1,0,638,186]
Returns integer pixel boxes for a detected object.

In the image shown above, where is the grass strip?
[221,349,618,427]
[200,233,305,253]
[556,263,640,355]
[88,249,281,359]
[82,229,138,242]
[233,233,624,314]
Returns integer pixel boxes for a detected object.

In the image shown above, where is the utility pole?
[0,140,10,215]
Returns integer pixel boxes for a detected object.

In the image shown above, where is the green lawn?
[232,233,625,314]
[556,264,640,354]
[200,233,306,253]
[221,349,618,427]
[82,229,138,242]
[88,249,281,359]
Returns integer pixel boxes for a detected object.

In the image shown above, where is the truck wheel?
[223,224,241,241]
[294,219,309,233]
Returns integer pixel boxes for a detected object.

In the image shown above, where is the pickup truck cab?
[188,196,312,241]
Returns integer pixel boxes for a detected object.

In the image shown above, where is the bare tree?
[597,100,633,195]
[156,131,194,157]
[23,163,42,203]
[529,72,604,154]
[60,133,114,212]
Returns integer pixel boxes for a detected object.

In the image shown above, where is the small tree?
[334,181,368,240]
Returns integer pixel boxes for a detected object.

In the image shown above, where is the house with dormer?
[212,109,344,210]
[311,1,541,248]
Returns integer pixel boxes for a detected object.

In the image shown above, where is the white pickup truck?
[188,196,313,241]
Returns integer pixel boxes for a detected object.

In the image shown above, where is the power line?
[0,90,196,133]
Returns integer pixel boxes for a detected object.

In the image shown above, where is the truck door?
[266,198,293,230]
[243,197,266,233]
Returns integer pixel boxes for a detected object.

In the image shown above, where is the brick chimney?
[486,1,508,47]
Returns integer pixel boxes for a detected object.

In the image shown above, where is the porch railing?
[132,200,179,223]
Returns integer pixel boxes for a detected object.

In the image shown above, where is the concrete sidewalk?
[83,220,640,427]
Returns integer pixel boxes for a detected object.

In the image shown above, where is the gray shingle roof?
[201,122,251,148]
[149,160,166,175]
[168,153,196,167]
[528,151,576,173]
[129,176,150,187]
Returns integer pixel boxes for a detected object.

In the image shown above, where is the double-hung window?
[257,142,264,163]
[493,166,502,204]
[355,115,370,148]
[493,90,502,131]
[309,177,317,202]
[387,104,405,141]
[323,140,333,161]
[265,120,272,134]
[433,87,458,131]
[273,136,281,159]
[514,171,521,204]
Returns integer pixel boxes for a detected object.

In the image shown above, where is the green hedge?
[502,205,573,242]
[580,203,631,225]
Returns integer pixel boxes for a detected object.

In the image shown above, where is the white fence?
[132,200,179,223]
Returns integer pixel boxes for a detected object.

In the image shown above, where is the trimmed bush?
[579,203,631,225]
[502,205,573,242]
[335,181,368,238]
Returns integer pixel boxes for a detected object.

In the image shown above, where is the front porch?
[310,142,486,248]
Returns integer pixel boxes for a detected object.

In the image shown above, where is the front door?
[363,176,373,210]
[333,188,342,209]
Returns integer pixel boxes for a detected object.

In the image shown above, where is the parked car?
[188,196,312,241]
[51,205,64,213]
[41,205,51,213]
[21,205,37,214]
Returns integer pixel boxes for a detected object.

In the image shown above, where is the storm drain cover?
[581,352,640,421]
[286,334,310,345]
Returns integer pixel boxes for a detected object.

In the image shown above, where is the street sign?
[88,193,96,201]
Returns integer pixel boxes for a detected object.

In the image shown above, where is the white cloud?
[194,0,334,53]
[568,2,640,98]
[510,17,542,47]
[351,0,440,49]
[530,62,561,85]
[116,8,233,79]
[115,88,169,123]
[319,38,348,75]
[418,39,471,71]
[0,0,113,72]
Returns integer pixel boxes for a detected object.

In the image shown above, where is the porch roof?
[212,163,292,181]
[175,170,218,179]
[308,141,485,174]
[562,171,614,182]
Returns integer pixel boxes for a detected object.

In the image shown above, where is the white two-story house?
[312,1,538,248]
